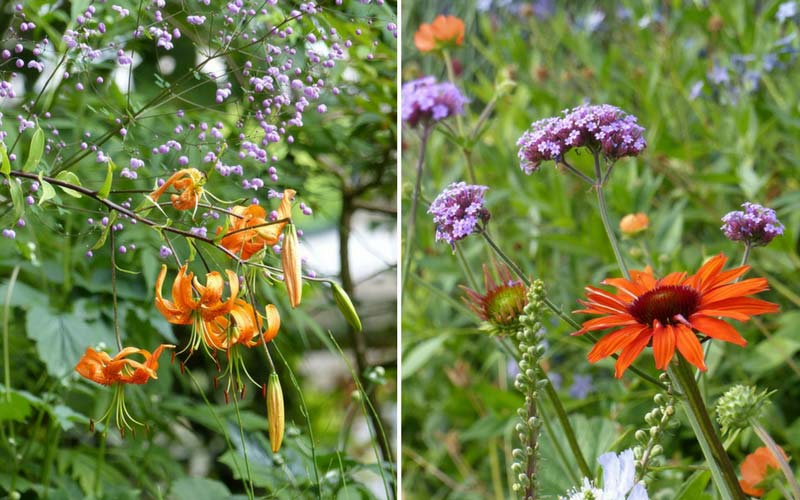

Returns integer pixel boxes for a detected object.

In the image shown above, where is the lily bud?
[331,282,362,332]
[282,223,302,308]
[267,373,284,453]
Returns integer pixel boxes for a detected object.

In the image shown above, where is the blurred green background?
[401,1,799,498]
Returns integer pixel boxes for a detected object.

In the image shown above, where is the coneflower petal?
[690,315,747,346]
[614,330,652,378]
[587,325,647,363]
[675,324,707,371]
[700,278,770,304]
[653,324,676,370]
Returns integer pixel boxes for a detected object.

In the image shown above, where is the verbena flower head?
[428,181,489,249]
[561,449,648,500]
[517,104,646,173]
[402,76,467,127]
[574,254,778,378]
[461,263,527,335]
[721,202,784,247]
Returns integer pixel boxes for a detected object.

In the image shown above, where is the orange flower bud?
[266,373,284,453]
[282,223,302,308]
[619,212,649,235]
[414,15,465,52]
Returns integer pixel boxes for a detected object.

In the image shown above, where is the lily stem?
[669,357,745,500]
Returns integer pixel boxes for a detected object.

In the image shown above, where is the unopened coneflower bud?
[282,223,302,308]
[266,373,284,453]
[716,384,773,435]
[331,281,362,332]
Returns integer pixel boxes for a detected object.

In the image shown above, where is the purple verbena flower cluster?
[428,182,490,249]
[721,202,785,247]
[401,76,467,127]
[516,104,646,174]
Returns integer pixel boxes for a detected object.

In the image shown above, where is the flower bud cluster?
[633,373,677,481]
[715,384,773,436]
[511,280,548,499]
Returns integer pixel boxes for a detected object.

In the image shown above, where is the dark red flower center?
[628,285,700,326]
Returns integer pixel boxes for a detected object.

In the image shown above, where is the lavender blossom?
[517,104,646,173]
[428,182,490,249]
[721,202,784,247]
[401,76,467,128]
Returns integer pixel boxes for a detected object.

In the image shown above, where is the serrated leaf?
[25,305,115,377]
[38,175,56,206]
[0,391,32,422]
[97,160,114,199]
[22,127,44,172]
[168,478,231,500]
[0,143,10,176]
[54,171,83,198]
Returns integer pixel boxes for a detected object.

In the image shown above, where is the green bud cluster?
[634,373,678,481]
[715,384,773,436]
[511,280,548,500]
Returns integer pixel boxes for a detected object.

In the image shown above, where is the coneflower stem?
[669,357,746,500]
[402,125,432,298]
[592,153,630,279]
[750,420,800,500]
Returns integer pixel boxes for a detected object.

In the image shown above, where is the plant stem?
[454,242,479,290]
[740,242,752,268]
[750,420,800,500]
[401,125,431,297]
[592,153,629,279]
[668,357,745,500]
[3,266,19,401]
[543,379,591,478]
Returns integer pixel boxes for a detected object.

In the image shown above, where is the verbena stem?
[668,357,745,500]
[401,125,432,297]
[591,152,629,279]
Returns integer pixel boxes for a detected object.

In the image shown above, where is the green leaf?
[25,305,115,377]
[92,211,117,250]
[675,470,713,500]
[0,143,10,176]
[0,391,32,422]
[97,160,114,199]
[22,127,45,172]
[402,336,447,380]
[38,174,56,206]
[54,171,83,198]
[9,178,24,219]
[168,477,231,500]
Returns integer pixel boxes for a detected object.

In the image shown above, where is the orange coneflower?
[149,168,205,211]
[574,254,778,378]
[75,344,175,386]
[414,15,465,52]
[739,446,787,496]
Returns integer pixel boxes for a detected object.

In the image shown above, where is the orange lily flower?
[75,344,175,386]
[155,264,197,325]
[219,189,295,260]
[414,15,465,52]
[739,446,787,496]
[149,168,205,210]
[203,301,281,350]
[575,254,778,378]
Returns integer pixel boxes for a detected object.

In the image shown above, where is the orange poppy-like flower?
[149,168,205,210]
[75,344,174,385]
[414,15,465,52]
[620,212,649,235]
[203,301,281,350]
[739,446,787,496]
[574,254,778,378]
[219,189,295,260]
